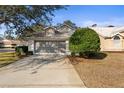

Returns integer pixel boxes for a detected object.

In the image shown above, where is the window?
[113,35,120,40]
[113,35,121,48]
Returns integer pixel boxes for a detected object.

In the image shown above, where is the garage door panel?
[35,41,66,54]
[35,42,45,53]
[58,42,66,53]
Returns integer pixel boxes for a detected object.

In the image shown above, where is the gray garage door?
[34,41,66,54]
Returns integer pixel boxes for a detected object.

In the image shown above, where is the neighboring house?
[27,24,76,55]
[0,39,26,48]
[0,33,27,48]
[90,26,124,51]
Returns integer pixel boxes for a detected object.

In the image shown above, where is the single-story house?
[27,25,124,55]
[91,26,124,51]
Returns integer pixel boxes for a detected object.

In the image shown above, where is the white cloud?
[81,17,124,27]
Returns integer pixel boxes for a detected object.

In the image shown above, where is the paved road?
[0,54,85,88]
[0,48,15,53]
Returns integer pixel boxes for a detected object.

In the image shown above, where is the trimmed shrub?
[69,28,100,58]
[15,46,28,56]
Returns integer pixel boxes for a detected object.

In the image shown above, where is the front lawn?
[0,52,19,67]
[68,52,124,88]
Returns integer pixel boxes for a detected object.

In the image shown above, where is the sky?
[1,5,124,35]
[52,5,124,27]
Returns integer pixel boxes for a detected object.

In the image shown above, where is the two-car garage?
[34,40,67,54]
[28,36,69,55]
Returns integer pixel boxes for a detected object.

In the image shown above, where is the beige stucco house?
[91,26,124,51]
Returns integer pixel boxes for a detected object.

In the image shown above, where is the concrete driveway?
[0,54,85,88]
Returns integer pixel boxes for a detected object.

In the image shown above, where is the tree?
[63,20,77,28]
[0,34,4,40]
[69,28,100,57]
[0,5,66,37]
[17,23,46,39]
[4,30,15,40]
[56,20,77,29]
[5,35,14,40]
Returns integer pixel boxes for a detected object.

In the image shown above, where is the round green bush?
[69,28,100,57]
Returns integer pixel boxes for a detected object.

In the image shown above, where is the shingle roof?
[90,26,124,38]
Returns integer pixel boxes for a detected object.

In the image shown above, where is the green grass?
[0,52,19,67]
[0,52,15,56]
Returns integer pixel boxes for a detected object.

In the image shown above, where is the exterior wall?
[28,40,34,52]
[99,35,124,51]
[99,36,112,51]
[65,40,71,55]
[122,37,124,50]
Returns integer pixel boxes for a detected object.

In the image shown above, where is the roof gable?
[57,24,76,31]
[45,27,56,36]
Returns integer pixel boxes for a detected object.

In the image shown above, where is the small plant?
[15,46,28,57]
